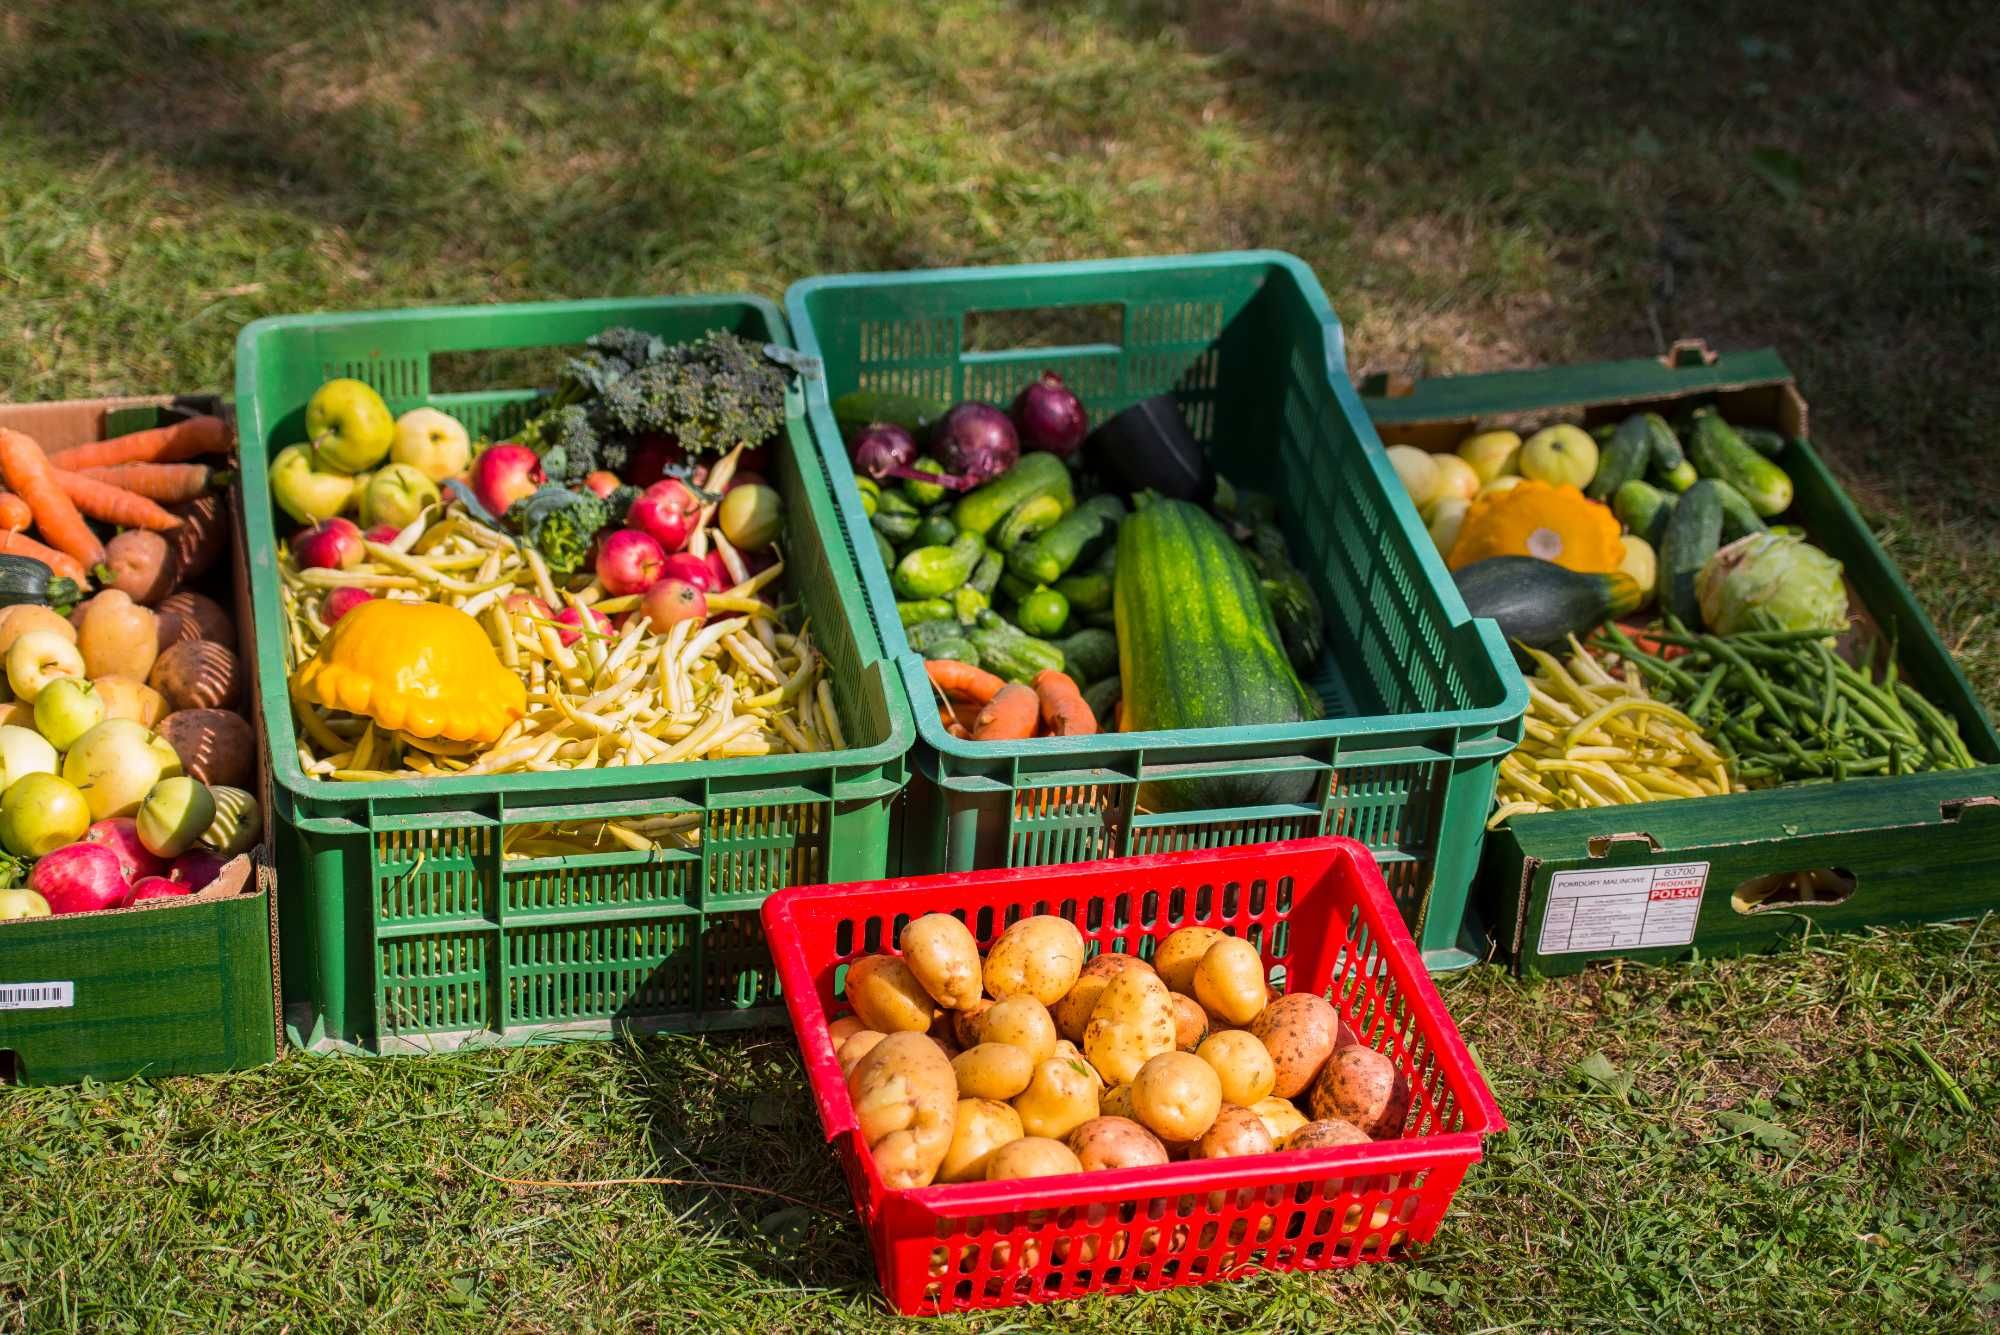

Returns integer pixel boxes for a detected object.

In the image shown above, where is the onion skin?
[932,403,1020,486]
[1012,372,1087,458]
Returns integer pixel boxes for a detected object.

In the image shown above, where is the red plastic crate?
[762,836,1505,1315]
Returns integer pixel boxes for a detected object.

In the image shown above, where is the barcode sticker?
[1539,863,1708,955]
[0,981,74,1011]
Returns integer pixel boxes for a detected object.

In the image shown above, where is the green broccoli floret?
[505,485,612,575]
[604,484,642,528]
[598,331,789,456]
[587,326,667,367]
[517,404,628,486]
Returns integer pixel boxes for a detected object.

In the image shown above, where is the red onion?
[932,402,1019,485]
[852,422,968,490]
[1011,372,1087,457]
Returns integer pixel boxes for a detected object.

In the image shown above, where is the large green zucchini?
[1114,497,1321,811]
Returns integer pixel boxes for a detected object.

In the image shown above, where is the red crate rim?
[763,836,1507,1212]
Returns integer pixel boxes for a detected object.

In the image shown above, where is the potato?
[1152,926,1226,995]
[925,1009,963,1060]
[899,912,981,1010]
[836,1029,887,1076]
[0,605,75,659]
[1081,967,1177,1085]
[1066,1115,1168,1173]
[1197,1030,1277,1107]
[1051,952,1151,1042]
[1250,1096,1310,1147]
[828,1015,868,1048]
[1288,1118,1372,1151]
[1171,993,1209,1051]
[983,914,1084,1006]
[845,955,937,1034]
[150,638,242,713]
[846,1032,958,1188]
[1250,993,1347,1099]
[1194,1104,1275,1160]
[1130,1051,1222,1143]
[157,709,254,788]
[978,994,1058,1063]
[1051,1039,1100,1088]
[952,1043,1035,1101]
[94,675,169,728]
[165,493,228,585]
[1192,937,1267,1027]
[155,591,233,652]
[951,998,993,1050]
[938,1098,1024,1183]
[1100,1083,1137,1120]
[984,1136,1082,1181]
[1309,1044,1410,1138]
[1012,1053,1100,1140]
[101,530,176,606]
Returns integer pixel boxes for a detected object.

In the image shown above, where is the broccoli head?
[598,331,789,456]
[516,404,628,487]
[505,484,612,575]
[587,326,667,367]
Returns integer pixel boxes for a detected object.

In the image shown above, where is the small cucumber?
[911,513,957,548]
[1642,413,1686,473]
[1051,628,1118,685]
[871,508,919,543]
[1587,415,1652,501]
[902,457,950,508]
[968,613,1065,684]
[1613,479,1676,547]
[871,528,897,570]
[1015,585,1070,638]
[1659,479,1725,627]
[968,549,1003,598]
[1688,409,1793,516]
[909,617,977,658]
[1008,494,1126,586]
[1053,569,1112,613]
[897,597,954,627]
[1736,426,1788,459]
[1710,478,1769,542]
[893,531,985,599]
[855,477,881,517]
[993,492,1066,551]
[953,453,1074,538]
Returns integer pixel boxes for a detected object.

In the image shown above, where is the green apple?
[343,470,373,515]
[6,629,84,703]
[307,378,396,475]
[1,772,90,857]
[1517,425,1599,490]
[1384,445,1442,510]
[0,725,58,790]
[0,887,49,919]
[270,444,356,524]
[391,408,472,482]
[1455,430,1522,484]
[1426,496,1470,558]
[137,776,216,859]
[33,678,103,750]
[1429,454,1481,506]
[61,719,182,821]
[358,463,441,529]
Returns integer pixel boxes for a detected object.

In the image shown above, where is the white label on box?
[1538,863,1709,955]
[0,981,74,1011]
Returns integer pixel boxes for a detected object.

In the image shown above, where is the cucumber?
[902,457,950,508]
[1053,570,1112,613]
[911,513,957,548]
[893,531,985,599]
[1082,675,1122,729]
[897,597,954,627]
[952,452,1074,538]
[1114,498,1320,810]
[967,613,1064,683]
[992,493,1066,552]
[833,389,950,440]
[1710,478,1769,542]
[1015,585,1070,638]
[909,617,978,659]
[967,549,1003,598]
[1659,479,1726,627]
[1451,557,1642,651]
[1586,415,1652,501]
[1642,413,1686,474]
[1736,425,1788,459]
[1688,409,1793,517]
[871,528,897,570]
[1612,480,1676,547]
[1051,628,1118,686]
[1008,494,1126,586]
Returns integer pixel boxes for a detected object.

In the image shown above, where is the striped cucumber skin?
[1114,498,1319,810]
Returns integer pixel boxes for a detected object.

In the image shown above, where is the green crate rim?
[786,250,1531,771]
[234,295,915,825]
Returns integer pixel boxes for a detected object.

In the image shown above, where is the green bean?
[1687,663,1729,719]
[1706,639,1792,728]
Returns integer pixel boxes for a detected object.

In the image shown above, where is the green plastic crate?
[787,253,1528,971]
[234,297,913,1054]
[1363,345,2000,974]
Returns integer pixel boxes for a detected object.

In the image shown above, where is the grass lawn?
[3,0,1998,1328]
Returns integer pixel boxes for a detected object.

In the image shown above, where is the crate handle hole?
[964,303,1123,354]
[0,1050,16,1085]
[1731,867,1856,914]
[1585,831,1660,858]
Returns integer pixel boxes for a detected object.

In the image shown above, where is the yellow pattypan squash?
[291,600,526,745]
[1446,479,1623,574]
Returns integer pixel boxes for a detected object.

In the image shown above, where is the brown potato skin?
[1196,1030,1277,1107]
[1194,1104,1276,1160]
[845,955,938,1034]
[1051,952,1151,1042]
[1065,1116,1168,1172]
[847,1032,958,1188]
[1288,1117,1373,1151]
[157,708,254,788]
[1192,937,1267,1027]
[1152,927,1226,995]
[1130,1051,1223,1143]
[938,1099,1024,1183]
[900,913,982,1010]
[1250,993,1345,1099]
[1171,993,1209,1051]
[952,998,993,1050]
[1308,1044,1411,1138]
[150,638,242,712]
[952,1043,1035,1101]
[983,915,1085,1006]
[1249,1096,1310,1147]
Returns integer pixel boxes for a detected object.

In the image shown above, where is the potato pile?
[831,916,1413,1189]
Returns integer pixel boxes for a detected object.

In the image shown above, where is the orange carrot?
[76,462,222,503]
[0,492,30,533]
[48,470,181,532]
[971,683,1039,741]
[952,699,983,732]
[46,414,230,471]
[926,658,1004,705]
[1032,669,1097,737]
[0,530,90,585]
[0,428,104,569]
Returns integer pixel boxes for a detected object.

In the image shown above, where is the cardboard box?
[0,395,280,1083]
[1362,345,2000,975]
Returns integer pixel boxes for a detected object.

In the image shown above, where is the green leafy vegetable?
[504,485,613,574]
[1696,532,1849,636]
[598,331,789,455]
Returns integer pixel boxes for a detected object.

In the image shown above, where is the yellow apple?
[1426,496,1470,558]
[1456,430,1521,483]
[1518,425,1599,489]
[391,408,472,482]
[1384,445,1442,509]
[1429,454,1481,505]
[1479,475,1525,498]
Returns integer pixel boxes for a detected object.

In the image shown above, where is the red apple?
[582,471,621,498]
[659,552,718,594]
[554,605,613,648]
[627,479,702,553]
[30,843,132,915]
[322,587,374,624]
[504,592,552,622]
[627,435,686,487]
[469,443,543,516]
[639,578,707,631]
[293,517,364,571]
[363,523,402,544]
[81,817,167,885]
[171,849,232,892]
[130,876,192,902]
[596,529,666,595]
